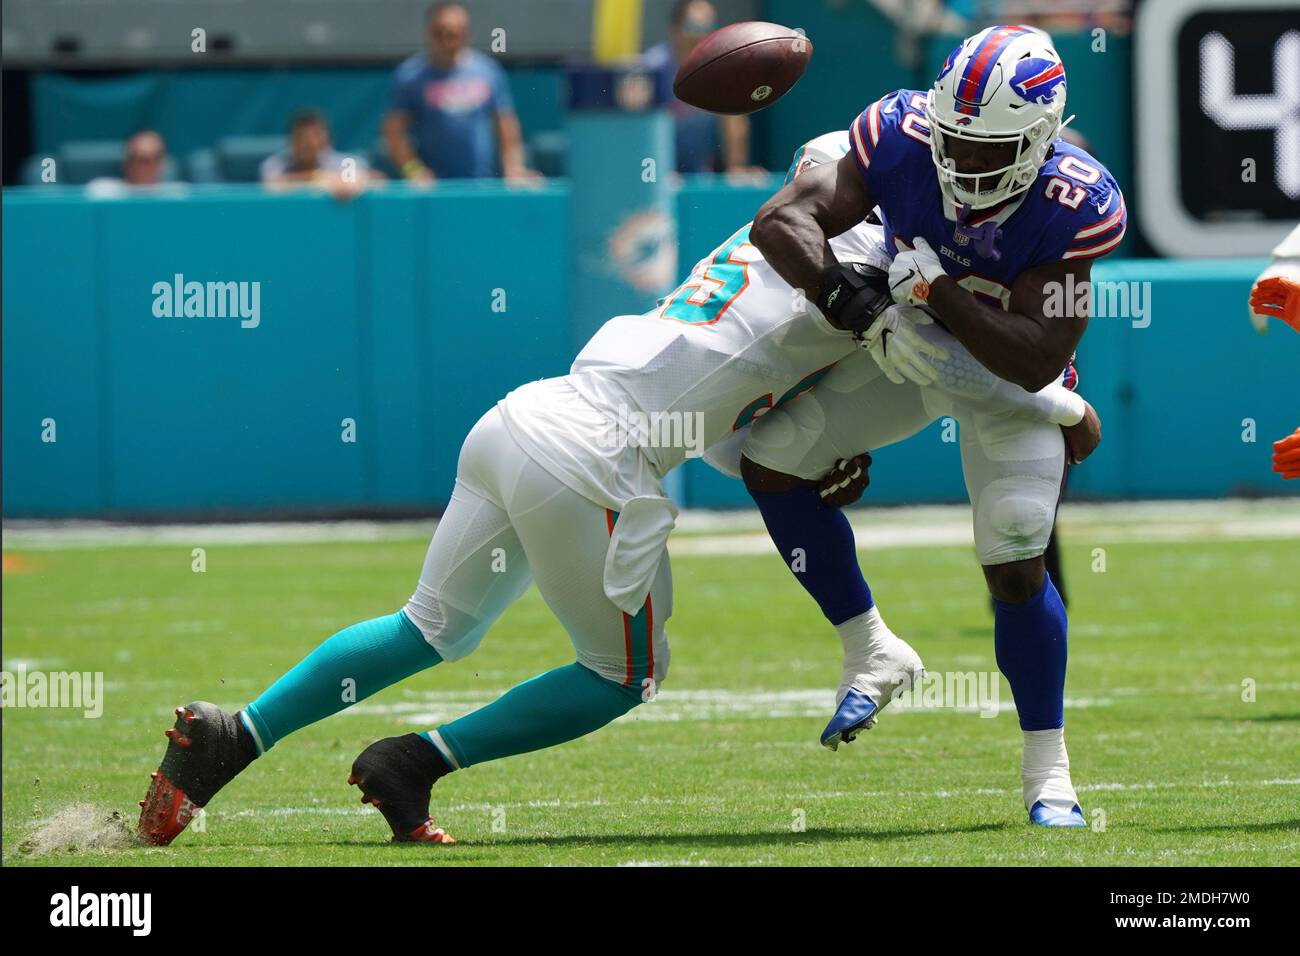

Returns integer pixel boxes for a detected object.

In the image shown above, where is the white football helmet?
[926,25,1071,209]
[784,130,850,185]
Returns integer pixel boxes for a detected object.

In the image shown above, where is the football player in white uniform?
[138,131,1092,847]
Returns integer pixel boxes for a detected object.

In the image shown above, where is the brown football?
[673,21,813,115]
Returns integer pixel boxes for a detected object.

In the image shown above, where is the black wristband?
[816,262,893,334]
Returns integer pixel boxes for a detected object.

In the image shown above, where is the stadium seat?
[20,154,49,186]
[45,140,178,186]
[57,141,131,184]
[185,147,224,184]
[22,140,183,186]
[215,135,287,182]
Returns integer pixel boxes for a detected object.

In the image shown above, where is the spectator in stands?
[121,130,169,186]
[261,109,377,199]
[384,2,537,183]
[85,129,171,196]
[993,0,1132,36]
[642,0,760,175]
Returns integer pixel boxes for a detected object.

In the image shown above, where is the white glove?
[860,304,950,386]
[888,237,946,307]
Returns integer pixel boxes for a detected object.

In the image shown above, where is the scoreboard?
[1136,0,1300,256]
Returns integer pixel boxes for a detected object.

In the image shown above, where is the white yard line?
[343,687,1111,725]
[215,777,1300,821]
[2,519,438,550]
[5,500,1298,553]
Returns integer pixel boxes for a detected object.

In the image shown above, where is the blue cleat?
[1029,800,1087,828]
[821,688,880,750]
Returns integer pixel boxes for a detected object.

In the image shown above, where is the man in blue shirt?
[384,2,537,182]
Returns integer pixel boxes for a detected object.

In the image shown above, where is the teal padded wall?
[2,184,572,517]
[3,184,1294,517]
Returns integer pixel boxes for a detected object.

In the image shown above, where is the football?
[673,21,813,115]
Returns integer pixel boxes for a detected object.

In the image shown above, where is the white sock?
[1022,727,1079,811]
[833,607,893,703]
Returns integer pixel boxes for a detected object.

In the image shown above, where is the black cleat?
[138,701,256,846]
[349,734,454,844]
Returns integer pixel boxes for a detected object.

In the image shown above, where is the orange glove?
[1249,276,1300,333]
[1273,428,1300,480]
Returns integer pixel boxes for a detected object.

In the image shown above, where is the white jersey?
[500,219,889,509]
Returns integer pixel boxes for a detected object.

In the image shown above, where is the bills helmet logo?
[1010,57,1066,105]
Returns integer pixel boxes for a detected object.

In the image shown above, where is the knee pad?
[975,476,1057,565]
[403,586,490,662]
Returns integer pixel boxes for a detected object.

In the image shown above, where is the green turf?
[3,529,1298,866]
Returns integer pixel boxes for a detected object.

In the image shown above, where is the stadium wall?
[3,185,1294,519]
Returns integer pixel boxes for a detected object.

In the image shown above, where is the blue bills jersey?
[849,89,1127,309]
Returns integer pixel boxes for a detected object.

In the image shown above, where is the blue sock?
[749,485,873,625]
[993,572,1068,731]
[425,663,642,769]
[242,610,441,753]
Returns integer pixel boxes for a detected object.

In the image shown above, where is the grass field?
[3,503,1299,866]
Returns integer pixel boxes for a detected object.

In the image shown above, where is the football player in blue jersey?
[741,25,1127,828]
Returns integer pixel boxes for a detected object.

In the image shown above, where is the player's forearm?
[750,200,838,300]
[917,321,1083,424]
[955,375,1084,425]
[928,277,1063,391]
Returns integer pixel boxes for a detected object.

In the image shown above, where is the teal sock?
[425,663,641,769]
[242,610,441,753]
